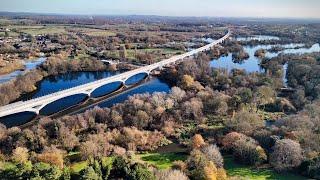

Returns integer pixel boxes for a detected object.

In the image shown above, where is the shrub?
[201,144,224,168]
[299,156,320,179]
[233,138,267,165]
[270,139,303,172]
[221,132,245,151]
[79,166,101,180]
[191,134,205,149]
[226,110,264,135]
[12,147,29,164]
[154,169,189,180]
[37,148,65,169]
[129,163,155,180]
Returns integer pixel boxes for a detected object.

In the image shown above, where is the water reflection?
[81,77,171,111]
[0,57,46,84]
[0,112,37,128]
[20,71,121,100]
[236,35,280,41]
[211,43,320,73]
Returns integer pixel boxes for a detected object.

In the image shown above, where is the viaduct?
[0,30,231,119]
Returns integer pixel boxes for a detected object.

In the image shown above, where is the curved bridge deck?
[0,30,231,118]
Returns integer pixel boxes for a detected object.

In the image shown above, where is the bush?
[154,169,188,180]
[299,156,320,179]
[270,139,303,172]
[191,134,205,149]
[221,132,246,151]
[226,110,264,135]
[79,166,101,180]
[233,138,267,165]
[12,147,29,164]
[201,144,224,168]
[129,163,155,180]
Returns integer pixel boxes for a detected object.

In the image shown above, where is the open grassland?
[5,25,67,35]
[67,27,116,37]
[136,152,188,169]
[224,156,307,180]
[106,48,184,61]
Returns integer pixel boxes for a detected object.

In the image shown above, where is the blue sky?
[1,0,319,18]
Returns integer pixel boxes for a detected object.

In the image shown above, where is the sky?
[1,0,320,19]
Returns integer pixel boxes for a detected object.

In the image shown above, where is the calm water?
[0,70,171,127]
[236,35,280,41]
[210,43,320,85]
[2,35,320,127]
[0,57,46,84]
[78,77,171,112]
[20,71,121,100]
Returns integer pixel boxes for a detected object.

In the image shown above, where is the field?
[224,156,307,180]
[136,152,188,169]
[106,48,184,61]
[67,26,116,37]
[5,25,67,35]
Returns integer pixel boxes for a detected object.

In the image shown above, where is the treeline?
[261,52,320,110]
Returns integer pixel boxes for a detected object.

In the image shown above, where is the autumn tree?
[37,147,65,168]
[226,110,264,135]
[270,139,303,172]
[154,169,188,180]
[191,134,205,149]
[201,144,224,168]
[12,147,29,164]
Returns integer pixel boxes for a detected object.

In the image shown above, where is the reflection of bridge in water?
[0,30,231,120]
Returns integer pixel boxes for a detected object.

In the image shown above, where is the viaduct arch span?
[0,30,231,119]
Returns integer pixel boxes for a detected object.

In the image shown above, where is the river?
[1,35,320,127]
[0,57,46,84]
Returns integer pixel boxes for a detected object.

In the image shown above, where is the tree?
[154,169,188,180]
[129,163,155,180]
[31,163,63,180]
[254,86,276,109]
[191,134,205,149]
[226,110,264,135]
[182,98,204,122]
[119,45,127,59]
[203,161,217,180]
[37,147,65,169]
[58,126,79,151]
[170,87,186,102]
[221,132,245,151]
[204,96,228,115]
[233,138,267,165]
[236,88,253,105]
[80,166,101,180]
[270,139,303,172]
[12,147,29,164]
[201,144,224,168]
[181,75,195,89]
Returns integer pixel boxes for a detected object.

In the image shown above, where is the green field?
[5,25,67,35]
[67,26,116,37]
[224,156,307,180]
[137,152,188,169]
[106,48,184,61]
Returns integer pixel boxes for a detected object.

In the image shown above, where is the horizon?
[1,11,320,21]
[1,0,320,19]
